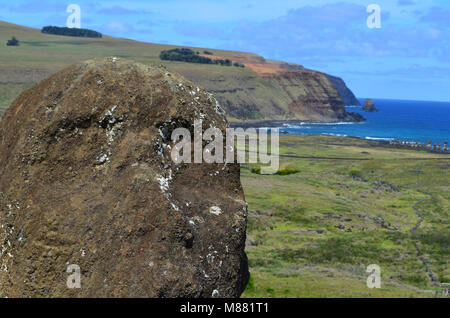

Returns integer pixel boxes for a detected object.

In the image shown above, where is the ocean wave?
[282,122,361,129]
[320,133,348,137]
[364,136,394,141]
[310,122,363,125]
[284,126,312,129]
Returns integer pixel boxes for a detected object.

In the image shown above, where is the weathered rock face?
[362,98,379,112]
[0,57,249,297]
[325,74,361,106]
[270,71,364,122]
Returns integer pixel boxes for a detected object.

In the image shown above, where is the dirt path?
[410,193,442,297]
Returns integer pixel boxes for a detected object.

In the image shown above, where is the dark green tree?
[41,26,102,38]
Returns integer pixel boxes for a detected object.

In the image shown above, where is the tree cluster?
[41,26,102,38]
[160,48,244,68]
[160,48,213,64]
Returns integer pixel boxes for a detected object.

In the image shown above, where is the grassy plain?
[240,135,450,298]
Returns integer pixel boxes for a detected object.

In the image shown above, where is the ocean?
[280,98,450,145]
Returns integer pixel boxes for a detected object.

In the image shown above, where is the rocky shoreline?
[229,117,365,129]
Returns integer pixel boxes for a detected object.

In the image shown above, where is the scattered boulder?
[362,98,379,112]
[0,57,249,297]
[372,180,400,193]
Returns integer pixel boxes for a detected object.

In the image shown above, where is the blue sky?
[1,0,450,101]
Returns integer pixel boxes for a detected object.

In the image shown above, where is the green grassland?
[240,135,450,298]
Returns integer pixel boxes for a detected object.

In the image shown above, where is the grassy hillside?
[0,20,359,122]
[240,135,450,298]
[0,21,253,115]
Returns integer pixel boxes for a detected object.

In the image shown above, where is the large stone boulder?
[0,57,249,297]
[362,98,379,112]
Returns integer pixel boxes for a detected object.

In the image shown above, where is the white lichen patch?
[157,175,170,192]
[209,206,222,216]
[206,251,219,265]
[106,122,123,144]
[96,153,110,164]
[190,216,205,224]
[212,289,219,297]
[0,206,15,273]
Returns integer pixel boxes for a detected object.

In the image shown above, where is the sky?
[1,0,450,102]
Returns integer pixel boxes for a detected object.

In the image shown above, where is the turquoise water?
[280,98,450,145]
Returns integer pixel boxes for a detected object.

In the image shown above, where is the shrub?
[275,168,300,176]
[203,50,213,55]
[6,36,19,46]
[251,167,261,175]
[251,167,300,176]
[213,59,232,66]
[349,169,363,179]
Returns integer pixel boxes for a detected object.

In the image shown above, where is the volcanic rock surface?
[325,74,361,106]
[362,98,379,112]
[0,57,249,297]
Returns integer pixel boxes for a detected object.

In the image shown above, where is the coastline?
[228,98,450,147]
[228,118,365,129]
[227,121,450,154]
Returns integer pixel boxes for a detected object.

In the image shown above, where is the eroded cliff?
[185,53,364,122]
[325,74,361,106]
